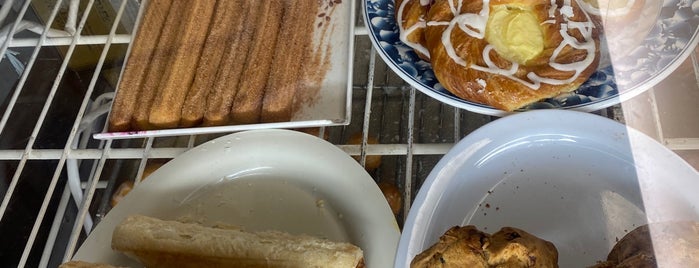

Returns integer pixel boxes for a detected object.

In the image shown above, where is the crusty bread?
[111,215,364,268]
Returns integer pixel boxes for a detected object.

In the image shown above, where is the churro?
[203,0,258,126]
[260,0,318,123]
[108,0,172,132]
[131,0,187,130]
[148,0,216,129]
[180,0,243,127]
[230,0,284,124]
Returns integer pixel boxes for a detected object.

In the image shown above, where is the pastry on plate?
[422,0,600,111]
[395,0,434,60]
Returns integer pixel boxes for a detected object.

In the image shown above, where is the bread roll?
[112,215,365,268]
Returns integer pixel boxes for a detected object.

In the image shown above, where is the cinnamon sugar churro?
[148,0,216,129]
[203,0,258,126]
[230,0,284,124]
[131,0,187,130]
[260,0,318,123]
[180,0,243,127]
[108,0,172,132]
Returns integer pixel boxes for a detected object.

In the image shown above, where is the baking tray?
[94,0,356,140]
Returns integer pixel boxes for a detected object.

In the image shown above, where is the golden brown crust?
[59,261,125,268]
[180,0,245,127]
[395,0,433,60]
[410,226,490,268]
[424,0,600,111]
[108,0,172,132]
[486,227,559,268]
[230,0,284,124]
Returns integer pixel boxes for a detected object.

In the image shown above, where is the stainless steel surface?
[0,0,697,267]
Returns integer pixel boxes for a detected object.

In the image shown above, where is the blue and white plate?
[363,0,699,116]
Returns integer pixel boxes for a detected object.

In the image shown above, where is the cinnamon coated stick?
[148,0,217,129]
[108,0,172,132]
[203,0,258,126]
[230,0,284,124]
[261,0,318,123]
[180,0,244,127]
[131,0,187,130]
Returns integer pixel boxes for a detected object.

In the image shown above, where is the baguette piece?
[147,0,217,128]
[230,0,284,124]
[107,0,172,132]
[112,215,364,268]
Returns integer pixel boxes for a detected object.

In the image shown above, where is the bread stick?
[108,0,172,132]
[260,0,317,123]
[180,0,243,127]
[147,0,217,129]
[131,0,187,130]
[203,0,259,126]
[112,215,365,268]
[230,0,284,124]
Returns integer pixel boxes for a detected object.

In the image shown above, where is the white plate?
[396,110,699,267]
[74,129,400,267]
[95,0,355,139]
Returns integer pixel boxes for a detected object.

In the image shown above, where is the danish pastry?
[422,0,600,111]
[395,0,434,60]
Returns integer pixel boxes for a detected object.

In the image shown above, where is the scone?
[487,227,559,268]
[411,226,559,268]
[410,225,490,267]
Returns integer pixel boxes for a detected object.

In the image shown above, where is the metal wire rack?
[1,0,690,267]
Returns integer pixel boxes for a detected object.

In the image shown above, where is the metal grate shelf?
[2,0,695,267]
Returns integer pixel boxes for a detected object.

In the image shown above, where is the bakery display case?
[0,0,698,267]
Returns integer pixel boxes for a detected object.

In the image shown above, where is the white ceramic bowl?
[395,110,699,267]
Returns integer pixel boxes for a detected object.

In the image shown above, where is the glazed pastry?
[424,0,600,111]
[395,0,434,60]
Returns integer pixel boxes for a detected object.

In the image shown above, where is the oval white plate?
[73,129,400,267]
[396,110,699,267]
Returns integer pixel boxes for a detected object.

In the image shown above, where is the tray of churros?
[95,0,354,139]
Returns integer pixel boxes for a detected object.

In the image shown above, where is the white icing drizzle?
[429,0,597,90]
[398,0,432,58]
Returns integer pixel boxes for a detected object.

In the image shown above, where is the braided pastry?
[418,0,600,111]
[396,0,434,60]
